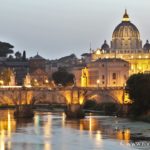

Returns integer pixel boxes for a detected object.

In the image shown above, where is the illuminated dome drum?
[111,10,142,51]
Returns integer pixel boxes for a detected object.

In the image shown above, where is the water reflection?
[64,114,131,143]
[43,113,52,150]
[0,110,149,150]
[0,110,16,150]
[117,129,130,143]
[95,130,103,146]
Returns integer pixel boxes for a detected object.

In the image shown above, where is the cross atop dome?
[122,9,130,22]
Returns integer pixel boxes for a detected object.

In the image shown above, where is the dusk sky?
[0,0,150,59]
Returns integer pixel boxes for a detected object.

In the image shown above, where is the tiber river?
[0,110,149,150]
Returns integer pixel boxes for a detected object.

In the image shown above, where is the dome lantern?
[122,9,130,22]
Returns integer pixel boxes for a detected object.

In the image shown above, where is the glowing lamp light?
[97,79,100,84]
[45,79,49,83]
[0,80,4,85]
[79,95,84,105]
[139,66,142,70]
[96,50,101,55]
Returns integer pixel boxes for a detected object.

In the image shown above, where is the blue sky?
[0,0,149,59]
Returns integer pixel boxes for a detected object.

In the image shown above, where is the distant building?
[72,58,129,88]
[4,60,28,85]
[70,64,86,87]
[29,53,46,73]
[71,10,150,88]
[81,10,150,80]
[29,53,49,86]
[0,55,28,85]
[45,54,81,81]
[30,69,49,86]
[87,58,129,87]
[45,60,58,80]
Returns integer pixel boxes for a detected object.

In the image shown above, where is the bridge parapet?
[0,86,125,105]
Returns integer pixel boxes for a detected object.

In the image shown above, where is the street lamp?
[45,79,49,84]
[97,79,100,88]
[34,79,38,86]
[45,79,49,87]
[0,80,4,86]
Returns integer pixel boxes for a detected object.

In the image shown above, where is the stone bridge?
[0,86,125,105]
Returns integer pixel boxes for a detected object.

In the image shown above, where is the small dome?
[143,40,150,51]
[31,53,45,60]
[101,40,110,52]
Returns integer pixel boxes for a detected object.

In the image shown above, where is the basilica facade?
[91,10,150,75]
[75,10,150,87]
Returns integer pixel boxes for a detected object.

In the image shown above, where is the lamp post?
[0,80,4,86]
[73,77,76,87]
[97,79,100,88]
[122,83,126,115]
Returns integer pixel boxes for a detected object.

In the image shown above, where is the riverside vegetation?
[126,73,150,122]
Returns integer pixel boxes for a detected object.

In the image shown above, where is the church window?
[102,75,105,79]
[112,73,116,80]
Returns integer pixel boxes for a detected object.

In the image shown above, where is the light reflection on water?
[0,110,16,150]
[0,110,149,150]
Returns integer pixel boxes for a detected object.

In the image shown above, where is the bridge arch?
[84,89,123,104]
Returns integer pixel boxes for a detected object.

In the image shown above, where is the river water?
[0,110,149,150]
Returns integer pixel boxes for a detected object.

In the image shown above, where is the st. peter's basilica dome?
[111,10,142,51]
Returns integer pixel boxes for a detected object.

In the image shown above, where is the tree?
[0,68,13,85]
[0,41,14,57]
[126,73,150,116]
[8,55,13,59]
[52,68,75,86]
[15,51,21,59]
[22,50,26,60]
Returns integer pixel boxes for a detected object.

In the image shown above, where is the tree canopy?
[22,50,26,60]
[0,68,13,85]
[52,68,75,87]
[126,73,150,116]
[15,51,21,59]
[0,41,14,57]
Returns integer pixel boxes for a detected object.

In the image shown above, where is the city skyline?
[0,0,150,59]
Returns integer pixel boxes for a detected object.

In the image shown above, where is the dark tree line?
[0,41,26,60]
[0,41,14,57]
[126,73,150,116]
[52,68,75,87]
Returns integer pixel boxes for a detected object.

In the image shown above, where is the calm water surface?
[0,110,149,150]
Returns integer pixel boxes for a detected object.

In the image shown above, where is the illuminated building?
[29,53,46,72]
[90,10,150,75]
[76,10,150,87]
[72,59,129,87]
[86,58,129,87]
[29,53,49,86]
[30,69,49,86]
[24,73,31,87]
